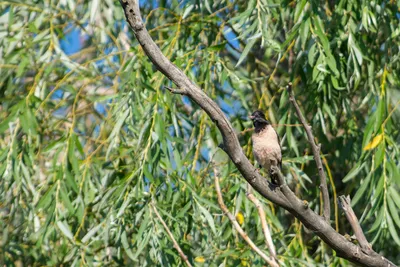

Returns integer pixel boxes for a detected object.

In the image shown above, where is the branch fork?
[164,86,187,95]
[338,195,372,254]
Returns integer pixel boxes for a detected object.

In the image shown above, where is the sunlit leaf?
[236,211,245,225]
[195,256,206,263]
[363,134,383,151]
[57,221,74,240]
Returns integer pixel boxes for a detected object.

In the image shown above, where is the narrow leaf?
[236,37,258,67]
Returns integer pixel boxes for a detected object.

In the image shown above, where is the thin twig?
[246,184,279,264]
[151,204,193,267]
[287,82,331,223]
[214,168,279,267]
[338,196,372,254]
[164,85,187,95]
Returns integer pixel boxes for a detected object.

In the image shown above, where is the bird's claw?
[269,166,279,176]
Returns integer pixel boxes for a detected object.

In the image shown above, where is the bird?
[249,110,282,184]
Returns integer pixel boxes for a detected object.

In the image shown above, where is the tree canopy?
[0,0,399,266]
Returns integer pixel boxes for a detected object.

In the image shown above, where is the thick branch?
[338,196,372,253]
[119,1,398,266]
[151,204,192,267]
[214,168,279,267]
[246,184,278,262]
[287,83,330,223]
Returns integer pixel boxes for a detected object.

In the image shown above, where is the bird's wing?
[274,128,282,170]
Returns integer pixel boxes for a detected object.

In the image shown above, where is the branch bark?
[118,1,398,266]
[214,168,279,267]
[338,195,372,254]
[287,83,330,223]
[151,204,193,267]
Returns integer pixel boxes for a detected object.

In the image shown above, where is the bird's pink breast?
[252,125,281,170]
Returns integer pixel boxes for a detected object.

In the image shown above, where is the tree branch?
[118,1,398,266]
[287,83,330,223]
[246,184,278,263]
[214,168,279,267]
[338,195,372,253]
[151,204,193,267]
[164,86,187,95]
[338,196,396,266]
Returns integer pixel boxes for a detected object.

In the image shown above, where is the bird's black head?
[249,110,270,132]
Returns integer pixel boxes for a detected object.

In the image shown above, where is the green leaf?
[374,142,385,168]
[286,124,299,156]
[57,221,74,240]
[375,99,385,131]
[20,105,38,136]
[207,42,227,52]
[282,22,301,49]
[235,37,258,67]
[362,112,377,148]
[326,54,339,76]
[294,0,307,22]
[143,165,154,183]
[300,18,310,49]
[388,197,400,229]
[351,171,372,206]
[173,149,182,171]
[390,187,400,210]
[60,186,74,214]
[121,230,137,261]
[313,17,329,51]
[368,207,384,233]
[177,201,192,218]
[36,183,57,210]
[308,43,317,66]
[204,0,212,13]
[133,228,153,258]
[343,162,365,182]
[137,208,151,238]
[313,17,339,76]
[182,4,194,19]
[68,134,80,176]
[117,196,131,218]
[81,224,102,243]
[0,114,16,134]
[44,136,67,152]
[331,76,345,90]
[386,213,400,246]
[154,112,165,140]
[197,201,217,235]
[90,0,100,24]
[73,134,85,157]
[283,155,315,164]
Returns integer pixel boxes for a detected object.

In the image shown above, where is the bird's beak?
[248,115,255,120]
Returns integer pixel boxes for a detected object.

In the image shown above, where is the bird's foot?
[269,168,278,185]
[269,166,283,185]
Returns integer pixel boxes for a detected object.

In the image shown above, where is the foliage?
[0,0,399,266]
